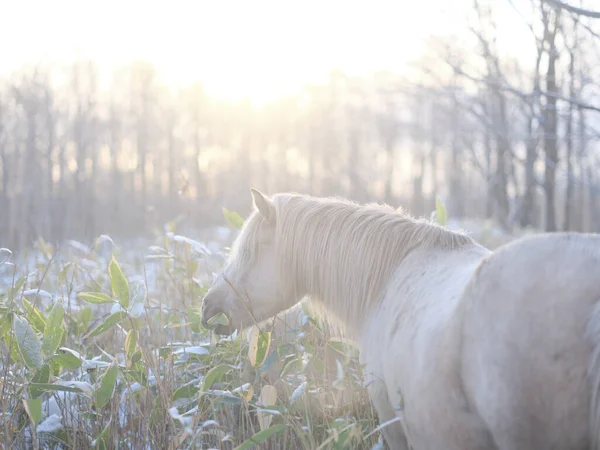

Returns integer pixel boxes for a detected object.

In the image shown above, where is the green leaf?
[248,326,271,367]
[127,361,147,387]
[158,347,173,358]
[8,275,26,302]
[173,383,200,401]
[94,363,119,410]
[77,307,93,336]
[201,364,236,391]
[128,281,146,317]
[50,358,61,376]
[206,312,229,327]
[79,292,115,305]
[85,311,127,339]
[43,303,65,358]
[435,197,448,227]
[58,347,83,360]
[234,423,286,450]
[29,383,84,394]
[21,298,47,333]
[125,329,138,364]
[130,349,142,365]
[109,257,129,310]
[233,382,254,401]
[223,208,245,229]
[3,327,23,364]
[187,306,203,333]
[92,419,111,449]
[29,364,51,398]
[0,314,10,337]
[52,351,82,370]
[24,398,43,425]
[13,316,43,370]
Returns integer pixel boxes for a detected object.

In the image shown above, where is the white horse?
[201,189,600,450]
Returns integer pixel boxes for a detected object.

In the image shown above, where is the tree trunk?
[543,73,558,231]
[493,88,510,229]
[543,8,560,232]
[563,47,576,231]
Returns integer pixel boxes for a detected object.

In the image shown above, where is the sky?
[0,0,531,103]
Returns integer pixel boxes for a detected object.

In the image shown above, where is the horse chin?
[213,323,236,336]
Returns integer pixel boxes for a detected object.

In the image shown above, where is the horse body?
[460,233,600,450]
[201,190,600,450]
[363,232,600,450]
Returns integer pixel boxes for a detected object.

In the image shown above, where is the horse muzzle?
[201,300,235,335]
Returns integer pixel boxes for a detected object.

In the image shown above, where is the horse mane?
[268,193,476,337]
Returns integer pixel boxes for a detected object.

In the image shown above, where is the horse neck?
[278,202,473,340]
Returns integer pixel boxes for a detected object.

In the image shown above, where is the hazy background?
[1,0,599,250]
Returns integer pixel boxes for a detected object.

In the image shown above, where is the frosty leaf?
[28,383,84,394]
[37,414,63,434]
[201,364,236,391]
[21,298,47,333]
[60,380,94,396]
[24,398,43,424]
[22,289,53,299]
[173,382,200,401]
[128,281,146,317]
[84,311,127,339]
[0,247,12,264]
[13,316,43,370]
[52,351,82,370]
[94,363,118,410]
[43,303,65,358]
[172,346,209,356]
[233,383,254,401]
[290,381,307,405]
[29,364,51,398]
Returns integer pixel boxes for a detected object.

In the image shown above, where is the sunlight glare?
[0,0,468,104]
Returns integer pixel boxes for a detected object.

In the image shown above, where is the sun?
[152,0,433,105]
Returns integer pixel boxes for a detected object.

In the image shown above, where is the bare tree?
[541,4,562,231]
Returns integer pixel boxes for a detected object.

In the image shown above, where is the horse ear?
[250,188,275,221]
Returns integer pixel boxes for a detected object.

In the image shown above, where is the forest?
[1,0,599,251]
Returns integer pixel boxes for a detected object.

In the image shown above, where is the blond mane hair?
[234,193,474,336]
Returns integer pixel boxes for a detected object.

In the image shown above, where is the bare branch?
[543,0,600,18]
[449,63,600,114]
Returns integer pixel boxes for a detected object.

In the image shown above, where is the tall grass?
[0,225,382,450]
[1,199,518,449]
